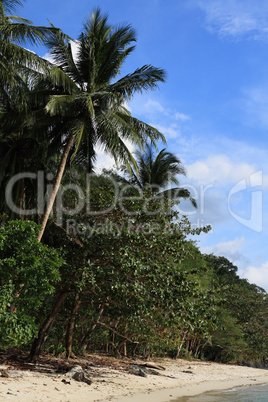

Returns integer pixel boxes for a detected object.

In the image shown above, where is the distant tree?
[204,254,268,362]
[204,254,239,286]
[121,144,197,207]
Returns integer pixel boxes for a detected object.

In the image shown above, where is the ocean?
[173,383,268,401]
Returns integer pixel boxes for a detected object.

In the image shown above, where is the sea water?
[173,383,268,401]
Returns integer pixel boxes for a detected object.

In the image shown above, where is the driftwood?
[119,359,166,371]
[66,365,92,385]
[141,362,166,371]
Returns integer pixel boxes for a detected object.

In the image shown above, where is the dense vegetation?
[0,0,267,365]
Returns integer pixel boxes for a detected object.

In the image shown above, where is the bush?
[0,220,64,346]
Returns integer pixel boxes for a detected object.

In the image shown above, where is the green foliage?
[204,254,268,363]
[0,220,63,346]
[0,283,38,346]
[0,0,58,94]
[42,172,216,358]
[204,308,247,362]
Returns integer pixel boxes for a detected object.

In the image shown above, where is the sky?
[18,0,268,291]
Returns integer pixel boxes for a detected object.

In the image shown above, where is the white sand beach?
[0,355,268,402]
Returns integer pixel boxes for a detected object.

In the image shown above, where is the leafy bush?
[0,220,64,346]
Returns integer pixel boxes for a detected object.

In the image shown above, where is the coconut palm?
[123,144,197,207]
[0,0,60,95]
[0,0,63,192]
[0,70,61,217]
[36,8,166,241]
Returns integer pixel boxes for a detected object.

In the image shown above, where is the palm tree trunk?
[37,134,75,242]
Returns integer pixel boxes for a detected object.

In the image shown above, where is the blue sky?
[19,0,268,290]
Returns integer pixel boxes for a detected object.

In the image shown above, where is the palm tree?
[0,76,57,217]
[0,0,66,216]
[0,0,59,92]
[123,144,197,207]
[36,8,166,241]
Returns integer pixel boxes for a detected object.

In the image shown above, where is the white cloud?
[130,96,191,127]
[182,153,268,230]
[129,100,191,142]
[200,237,251,271]
[192,0,268,39]
[187,154,257,186]
[175,112,191,121]
[154,123,181,139]
[239,261,268,291]
[183,186,229,226]
[94,140,135,173]
[144,99,165,113]
[42,52,54,64]
[242,84,268,129]
[94,150,117,173]
[200,238,268,291]
[143,100,191,122]
[201,237,245,255]
[129,96,168,118]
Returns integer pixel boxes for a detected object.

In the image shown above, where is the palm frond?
[0,14,61,45]
[77,8,136,90]
[108,65,166,100]
[0,0,24,14]
[94,111,138,171]
[45,94,77,116]
[45,24,81,86]
[159,187,197,208]
[117,113,166,146]
[71,120,86,162]
[48,66,80,94]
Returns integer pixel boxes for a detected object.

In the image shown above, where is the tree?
[36,8,166,242]
[28,170,212,360]
[0,75,52,216]
[0,220,63,347]
[121,143,197,207]
[0,0,58,92]
[0,0,65,217]
[204,254,268,362]
[0,0,63,114]
[204,254,239,286]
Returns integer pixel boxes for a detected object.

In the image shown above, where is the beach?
[0,354,268,401]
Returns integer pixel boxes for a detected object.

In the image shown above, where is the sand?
[0,355,268,401]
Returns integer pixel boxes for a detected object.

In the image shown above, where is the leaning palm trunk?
[37,134,75,242]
